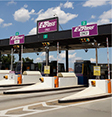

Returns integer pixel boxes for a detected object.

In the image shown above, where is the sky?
[0,0,112,69]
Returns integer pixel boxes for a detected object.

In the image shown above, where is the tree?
[38,63,41,71]
[22,57,33,63]
[1,54,15,64]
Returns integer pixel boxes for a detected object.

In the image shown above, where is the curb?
[58,93,112,103]
[3,85,85,94]
[0,83,34,87]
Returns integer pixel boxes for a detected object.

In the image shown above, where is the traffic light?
[13,45,20,49]
[42,42,50,46]
[80,38,90,43]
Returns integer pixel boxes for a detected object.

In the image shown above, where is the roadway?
[0,86,111,117]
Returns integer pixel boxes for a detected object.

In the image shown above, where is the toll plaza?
[0,17,111,90]
[0,17,111,85]
[0,17,111,72]
[0,17,111,115]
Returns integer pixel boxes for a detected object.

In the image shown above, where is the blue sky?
[0,0,111,69]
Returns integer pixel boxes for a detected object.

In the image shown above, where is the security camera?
[84,49,88,52]
[37,52,39,55]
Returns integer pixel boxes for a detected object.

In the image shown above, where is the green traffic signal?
[42,42,50,46]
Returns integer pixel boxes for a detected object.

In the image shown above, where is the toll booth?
[74,60,92,86]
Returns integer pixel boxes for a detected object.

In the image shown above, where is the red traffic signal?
[42,42,50,46]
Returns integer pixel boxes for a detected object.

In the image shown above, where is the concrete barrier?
[58,72,78,87]
[0,70,11,80]
[89,79,108,93]
[21,71,42,84]
[59,79,111,102]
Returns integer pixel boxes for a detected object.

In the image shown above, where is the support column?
[95,47,98,66]
[11,48,13,71]
[45,46,49,76]
[46,46,49,66]
[0,52,2,69]
[66,50,69,72]
[0,52,1,62]
[19,46,21,61]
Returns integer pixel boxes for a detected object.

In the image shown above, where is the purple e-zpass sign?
[72,24,98,38]
[10,35,24,45]
[38,19,58,34]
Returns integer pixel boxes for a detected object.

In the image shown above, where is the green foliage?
[1,54,15,64]
[22,57,33,63]
[38,63,41,70]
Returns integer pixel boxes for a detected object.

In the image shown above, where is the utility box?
[58,72,78,87]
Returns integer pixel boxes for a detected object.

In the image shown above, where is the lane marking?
[0,97,111,117]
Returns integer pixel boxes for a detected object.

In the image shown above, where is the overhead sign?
[81,21,87,26]
[93,66,101,76]
[37,17,59,34]
[72,24,98,38]
[44,65,50,74]
[15,32,19,36]
[9,35,24,45]
[43,34,48,39]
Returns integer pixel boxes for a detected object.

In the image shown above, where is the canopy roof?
[0,23,111,54]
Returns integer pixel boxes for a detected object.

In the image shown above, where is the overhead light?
[84,49,88,52]
[98,43,100,46]
[37,52,39,55]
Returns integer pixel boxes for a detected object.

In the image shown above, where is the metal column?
[45,46,49,76]
[11,48,13,71]
[66,50,69,72]
[0,52,1,62]
[95,48,98,66]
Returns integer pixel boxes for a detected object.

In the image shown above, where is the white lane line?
[0,97,111,117]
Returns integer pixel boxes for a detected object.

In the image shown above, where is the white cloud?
[49,55,56,61]
[13,8,36,22]
[35,6,78,24]
[97,9,112,25]
[69,50,75,53]
[0,18,4,24]
[59,51,66,58]
[109,1,112,4]
[97,19,110,25]
[87,9,112,25]
[37,9,44,15]
[99,9,112,19]
[31,18,34,21]
[29,9,35,15]
[28,27,36,35]
[91,15,96,19]
[83,0,109,7]
[34,57,42,63]
[90,58,96,62]
[41,52,46,57]
[60,1,74,9]
[3,23,12,27]
[7,0,16,5]
[24,4,28,8]
[69,53,76,59]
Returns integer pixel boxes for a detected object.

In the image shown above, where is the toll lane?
[0,87,85,110]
